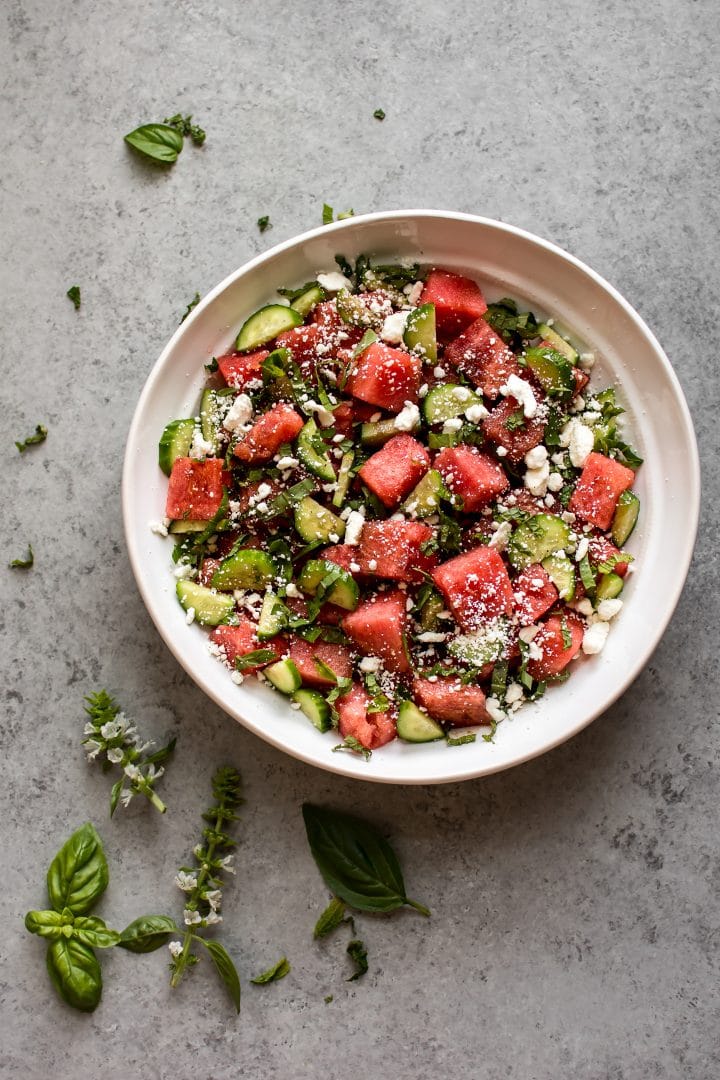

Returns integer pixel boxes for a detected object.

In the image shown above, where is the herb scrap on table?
[251,957,291,985]
[124,123,184,164]
[9,544,34,569]
[180,292,201,323]
[15,424,47,453]
[322,203,355,225]
[164,113,206,146]
[66,285,81,310]
[346,938,368,981]
[257,215,271,233]
[373,108,385,121]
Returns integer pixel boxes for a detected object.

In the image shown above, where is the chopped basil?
[15,424,48,453]
[234,650,278,671]
[180,292,200,323]
[482,718,498,743]
[484,298,540,345]
[313,897,347,939]
[204,357,219,373]
[257,215,270,233]
[363,672,390,714]
[491,660,508,698]
[446,732,476,746]
[346,938,368,981]
[352,329,377,358]
[66,285,81,310]
[505,409,526,432]
[323,203,354,226]
[277,280,319,302]
[332,736,371,760]
[163,113,206,145]
[560,617,572,649]
[251,956,290,984]
[9,544,33,569]
[596,551,633,575]
[578,554,596,593]
[373,108,385,120]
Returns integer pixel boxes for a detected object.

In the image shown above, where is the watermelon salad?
[153,258,642,756]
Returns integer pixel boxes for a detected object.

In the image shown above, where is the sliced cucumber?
[336,289,379,329]
[264,658,302,694]
[176,580,234,626]
[396,700,444,743]
[542,552,576,602]
[522,346,575,400]
[418,589,445,632]
[257,591,288,640]
[403,303,437,362]
[612,490,640,547]
[296,417,335,482]
[536,323,579,364]
[332,451,355,508]
[402,468,445,518]
[158,418,194,476]
[293,497,345,543]
[297,560,359,610]
[595,572,624,601]
[293,688,332,732]
[508,513,571,569]
[235,304,302,352]
[168,518,207,534]
[291,285,325,318]
[449,629,507,667]
[210,548,277,591]
[200,389,224,454]
[422,383,482,424]
[360,416,420,446]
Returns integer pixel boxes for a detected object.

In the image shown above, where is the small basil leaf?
[199,938,241,1013]
[346,938,368,981]
[251,956,290,984]
[124,123,184,164]
[72,916,121,949]
[47,822,109,915]
[313,897,346,939]
[117,914,179,953]
[25,909,64,941]
[46,939,102,1012]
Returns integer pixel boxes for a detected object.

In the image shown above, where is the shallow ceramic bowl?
[123,211,699,785]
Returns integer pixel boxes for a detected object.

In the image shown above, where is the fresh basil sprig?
[124,123,184,164]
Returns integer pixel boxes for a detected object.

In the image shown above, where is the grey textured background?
[1,0,717,1077]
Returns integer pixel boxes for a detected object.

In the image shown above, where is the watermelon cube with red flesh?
[482,397,546,464]
[588,536,629,577]
[412,676,491,727]
[209,619,284,673]
[337,683,397,750]
[420,269,488,341]
[342,590,410,673]
[512,563,559,624]
[320,544,360,574]
[285,637,354,688]
[358,435,430,508]
[434,445,509,512]
[275,324,326,378]
[526,611,584,680]
[233,403,304,464]
[569,452,635,530]
[348,342,421,413]
[432,545,514,630]
[218,350,269,389]
[198,557,222,586]
[357,520,436,582]
[166,457,225,520]
[444,317,522,398]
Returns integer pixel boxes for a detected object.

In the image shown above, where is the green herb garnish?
[332,736,371,760]
[323,204,354,225]
[234,649,279,671]
[251,957,290,984]
[346,939,368,981]
[257,215,271,233]
[66,285,81,310]
[124,123,184,164]
[373,108,385,121]
[180,292,201,322]
[313,897,347,939]
[15,424,47,453]
[505,409,526,431]
[9,544,34,569]
[163,113,206,145]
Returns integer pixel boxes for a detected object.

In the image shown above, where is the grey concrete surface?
[1,0,718,1077]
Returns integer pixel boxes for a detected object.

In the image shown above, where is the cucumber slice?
[168,519,207,534]
[536,323,579,364]
[200,389,224,454]
[332,451,355,508]
[293,497,345,543]
[523,346,575,400]
[422,383,482,424]
[176,580,234,626]
[396,700,444,743]
[297,560,359,610]
[336,289,379,329]
[264,658,302,694]
[360,416,419,446]
[291,285,325,318]
[542,552,576,601]
[293,688,332,732]
[508,513,571,569]
[257,592,288,640]
[612,490,640,547]
[418,589,445,632]
[448,629,507,667]
[296,418,335,482]
[235,304,302,352]
[403,303,437,361]
[402,469,446,518]
[595,572,624,601]
[158,418,194,476]
[210,549,277,591]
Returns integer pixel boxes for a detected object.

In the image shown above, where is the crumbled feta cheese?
[488,521,512,552]
[596,598,623,621]
[316,271,353,292]
[442,417,464,433]
[573,597,594,617]
[416,631,447,643]
[418,383,429,398]
[561,510,576,523]
[276,455,299,470]
[485,697,507,724]
[256,483,272,500]
[528,641,544,661]
[568,421,595,468]
[394,401,420,431]
[582,620,610,655]
[518,625,540,643]
[551,451,567,467]
[328,532,340,543]
[572,395,586,413]
[367,559,378,571]
[285,582,302,598]
[150,520,169,537]
[579,351,596,371]
[405,281,424,305]
[505,682,524,705]
[524,460,550,497]
[349,561,361,573]
[185,607,196,625]
[496,446,508,458]
[303,399,334,427]
[547,472,564,492]
[574,537,590,562]
[452,386,472,402]
[524,445,548,469]
[500,374,538,418]
[223,393,253,433]
[173,561,196,580]
[230,670,244,685]
[359,656,382,673]
[433,366,446,379]
[380,310,409,344]
[465,402,489,423]
[189,431,215,459]
[344,510,365,546]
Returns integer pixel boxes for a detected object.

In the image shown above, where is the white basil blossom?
[175,871,198,892]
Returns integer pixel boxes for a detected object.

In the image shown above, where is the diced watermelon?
[286,637,353,688]
[482,397,546,464]
[217,350,269,389]
[348,341,421,413]
[512,563,559,624]
[444,317,522,397]
[569,452,635,529]
[337,683,397,749]
[165,457,225,520]
[526,611,584,680]
[233,403,304,464]
[342,590,410,673]
[320,544,359,574]
[234,479,283,515]
[573,368,590,396]
[357,520,436,582]
[358,435,430,508]
[331,401,355,437]
[432,545,514,630]
[275,324,326,376]
[507,489,560,516]
[588,536,629,576]
[311,301,344,331]
[209,619,284,672]
[412,676,490,727]
[420,269,488,341]
[198,557,222,586]
[434,445,509,511]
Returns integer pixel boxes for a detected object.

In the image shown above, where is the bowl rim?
[122,209,700,785]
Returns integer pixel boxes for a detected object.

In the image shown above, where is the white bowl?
[122,211,700,785]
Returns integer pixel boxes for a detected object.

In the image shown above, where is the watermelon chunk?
[526,611,584,680]
[286,637,353,688]
[209,619,284,672]
[320,544,360,574]
[348,341,421,413]
[358,435,430,508]
[342,590,410,673]
[234,403,304,463]
[512,563,559,624]
[337,683,397,749]
[482,397,546,464]
[432,545,514,630]
[198,557,222,586]
[588,536,629,577]
[412,677,490,727]
[569,452,635,529]
[434,445,509,511]
[444,317,522,397]
[217,350,269,389]
[166,457,225,520]
[275,324,326,377]
[420,269,487,341]
[357,520,436,582]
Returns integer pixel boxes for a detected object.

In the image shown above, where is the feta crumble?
[500,374,538,418]
[316,271,353,292]
[582,620,610,655]
[394,401,420,431]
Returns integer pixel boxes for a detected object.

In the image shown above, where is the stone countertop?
[1,1,717,1077]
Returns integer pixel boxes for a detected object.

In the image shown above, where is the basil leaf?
[313,897,346,939]
[117,914,179,953]
[66,285,81,310]
[124,123,184,164]
[302,805,430,915]
[72,916,121,949]
[25,909,64,941]
[373,108,385,121]
[346,938,368,981]
[199,938,241,1013]
[234,649,278,671]
[109,778,123,818]
[251,956,290,984]
[47,823,109,916]
[180,292,200,323]
[257,215,270,233]
[46,939,102,1012]
[322,203,334,225]
[332,736,371,761]
[9,544,34,569]
[15,424,48,453]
